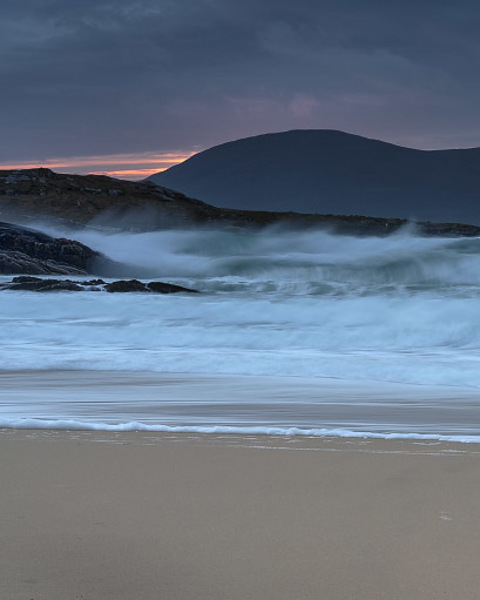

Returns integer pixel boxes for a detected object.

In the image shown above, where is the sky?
[2,0,480,179]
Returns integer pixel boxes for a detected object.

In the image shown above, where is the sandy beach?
[2,431,480,599]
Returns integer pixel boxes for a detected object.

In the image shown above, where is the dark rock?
[0,221,103,275]
[83,279,106,285]
[0,249,88,275]
[147,281,199,294]
[104,279,199,293]
[0,276,200,294]
[105,279,149,293]
[11,276,42,283]
[7,279,84,292]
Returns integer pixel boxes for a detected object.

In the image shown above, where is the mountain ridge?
[148,129,480,224]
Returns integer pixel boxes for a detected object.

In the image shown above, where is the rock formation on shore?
[0,221,106,275]
[0,276,199,294]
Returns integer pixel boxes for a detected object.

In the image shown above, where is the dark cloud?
[2,0,480,165]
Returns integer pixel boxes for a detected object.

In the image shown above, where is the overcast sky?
[2,0,480,178]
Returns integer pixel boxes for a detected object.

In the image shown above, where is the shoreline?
[2,369,480,443]
[4,422,480,444]
[3,430,480,599]
[6,426,480,450]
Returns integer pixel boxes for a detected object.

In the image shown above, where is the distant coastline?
[2,167,480,239]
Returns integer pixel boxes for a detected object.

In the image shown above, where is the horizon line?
[0,150,198,181]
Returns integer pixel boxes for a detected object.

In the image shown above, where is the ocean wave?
[3,225,480,403]
[32,222,480,290]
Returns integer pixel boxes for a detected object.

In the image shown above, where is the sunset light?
[0,151,197,180]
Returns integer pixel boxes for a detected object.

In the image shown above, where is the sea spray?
[33,222,480,288]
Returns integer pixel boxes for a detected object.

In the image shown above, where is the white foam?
[2,417,480,444]
[1,289,480,387]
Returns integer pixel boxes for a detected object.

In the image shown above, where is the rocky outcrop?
[0,221,104,275]
[0,276,199,294]
[104,279,198,293]
[0,168,211,228]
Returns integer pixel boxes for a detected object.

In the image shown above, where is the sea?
[2,223,480,442]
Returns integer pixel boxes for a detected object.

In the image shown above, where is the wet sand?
[2,369,480,437]
[2,430,480,600]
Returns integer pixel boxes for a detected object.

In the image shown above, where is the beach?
[2,430,480,600]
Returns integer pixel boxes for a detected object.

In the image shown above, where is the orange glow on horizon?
[0,150,197,180]
[92,167,170,179]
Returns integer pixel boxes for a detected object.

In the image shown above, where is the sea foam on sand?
[2,370,480,441]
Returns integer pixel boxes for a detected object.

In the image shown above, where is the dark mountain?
[2,167,480,238]
[149,130,480,225]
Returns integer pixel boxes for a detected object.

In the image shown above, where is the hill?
[0,168,212,229]
[149,130,480,225]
